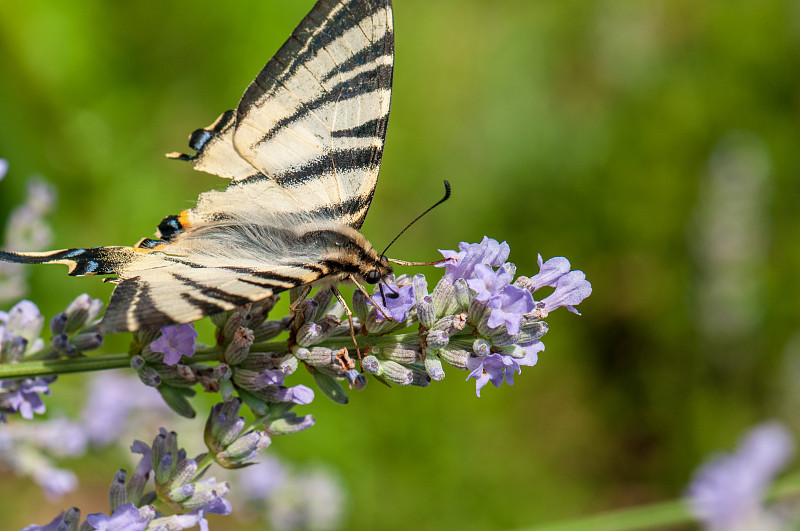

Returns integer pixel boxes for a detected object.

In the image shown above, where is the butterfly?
[0,0,399,334]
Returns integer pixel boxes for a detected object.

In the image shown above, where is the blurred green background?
[2,0,800,529]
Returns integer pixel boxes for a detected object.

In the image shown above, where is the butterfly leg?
[330,287,362,361]
[288,284,313,313]
[347,274,394,322]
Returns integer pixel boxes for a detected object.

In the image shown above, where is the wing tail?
[0,247,134,276]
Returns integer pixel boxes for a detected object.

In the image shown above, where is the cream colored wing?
[168,0,394,229]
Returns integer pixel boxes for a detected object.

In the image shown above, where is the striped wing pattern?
[171,0,394,230]
[0,0,394,333]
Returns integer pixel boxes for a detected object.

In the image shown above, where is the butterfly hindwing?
[169,0,394,229]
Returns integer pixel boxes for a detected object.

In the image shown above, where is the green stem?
[0,328,444,381]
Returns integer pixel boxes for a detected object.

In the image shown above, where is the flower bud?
[63,294,97,333]
[413,274,429,303]
[170,458,198,490]
[424,354,445,381]
[137,364,162,387]
[473,339,492,356]
[223,327,254,365]
[519,318,549,342]
[217,430,271,467]
[453,278,472,311]
[110,469,128,511]
[130,355,146,371]
[251,317,288,342]
[222,311,246,343]
[438,344,470,369]
[417,295,436,328]
[425,329,450,349]
[181,478,230,509]
[265,412,316,435]
[377,360,413,385]
[49,312,67,335]
[376,343,420,364]
[296,322,325,346]
[71,331,103,352]
[431,277,458,317]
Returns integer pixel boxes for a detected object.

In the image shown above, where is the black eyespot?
[366,270,381,284]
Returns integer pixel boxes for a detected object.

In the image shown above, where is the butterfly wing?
[169,0,394,230]
[1,0,394,333]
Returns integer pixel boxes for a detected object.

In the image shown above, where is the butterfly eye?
[365,270,381,284]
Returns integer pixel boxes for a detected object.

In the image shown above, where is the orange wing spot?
[178,210,193,230]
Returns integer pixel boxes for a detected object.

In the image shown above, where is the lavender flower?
[540,270,593,315]
[150,323,199,365]
[687,422,795,530]
[466,263,513,302]
[0,158,7,181]
[85,502,150,531]
[369,276,415,322]
[0,377,55,420]
[485,285,535,335]
[437,236,510,280]
[465,352,537,397]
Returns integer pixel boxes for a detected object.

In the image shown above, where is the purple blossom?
[466,264,513,302]
[466,353,519,397]
[369,279,415,322]
[540,270,592,314]
[529,255,572,291]
[0,377,55,420]
[130,439,154,479]
[86,502,149,531]
[255,369,286,388]
[0,159,7,181]
[437,237,510,280]
[150,323,198,365]
[20,511,69,531]
[687,422,794,530]
[273,385,315,405]
[486,285,535,335]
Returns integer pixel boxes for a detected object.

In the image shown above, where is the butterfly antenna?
[381,180,451,258]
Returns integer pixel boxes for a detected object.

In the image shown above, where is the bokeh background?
[2,1,800,529]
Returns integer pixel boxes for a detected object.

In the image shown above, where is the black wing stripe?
[254,64,392,148]
[171,273,253,307]
[234,147,376,188]
[245,0,390,109]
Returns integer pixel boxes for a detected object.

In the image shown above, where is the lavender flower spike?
[437,236,510,280]
[150,323,199,365]
[687,421,795,531]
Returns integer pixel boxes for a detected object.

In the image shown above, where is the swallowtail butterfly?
[0,0,396,333]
